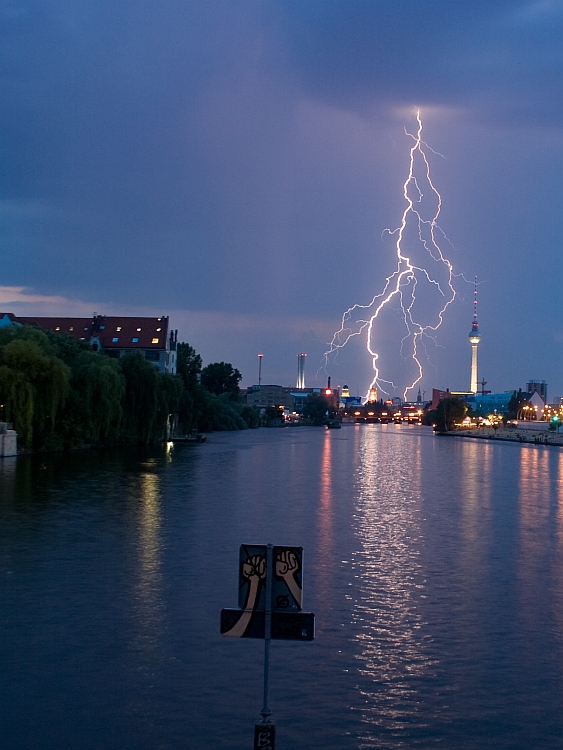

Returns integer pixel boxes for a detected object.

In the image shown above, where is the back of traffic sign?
[237,544,303,613]
[222,542,313,748]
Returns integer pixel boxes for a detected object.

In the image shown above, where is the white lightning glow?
[325,110,458,401]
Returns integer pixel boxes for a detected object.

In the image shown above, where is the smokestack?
[296,353,307,389]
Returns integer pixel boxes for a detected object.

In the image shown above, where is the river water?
[2,425,563,749]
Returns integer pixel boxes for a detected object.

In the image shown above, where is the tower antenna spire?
[469,276,481,394]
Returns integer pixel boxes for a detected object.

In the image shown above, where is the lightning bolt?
[325,110,459,401]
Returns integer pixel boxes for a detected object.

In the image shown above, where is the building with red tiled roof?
[1,313,177,374]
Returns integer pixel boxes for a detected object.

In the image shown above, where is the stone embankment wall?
[454,424,563,446]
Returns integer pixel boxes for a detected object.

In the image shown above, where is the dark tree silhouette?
[434,396,467,433]
[201,361,242,400]
[303,393,329,426]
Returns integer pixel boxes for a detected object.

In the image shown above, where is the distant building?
[341,396,362,408]
[292,386,340,413]
[0,312,178,374]
[431,387,480,410]
[0,313,20,329]
[245,384,341,413]
[527,380,548,403]
[523,391,546,418]
[246,385,296,411]
[465,391,515,415]
[339,384,362,409]
[431,388,452,409]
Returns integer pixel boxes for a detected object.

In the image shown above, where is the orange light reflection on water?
[128,463,165,656]
[315,431,335,618]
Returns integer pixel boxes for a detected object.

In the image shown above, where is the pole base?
[254,722,275,749]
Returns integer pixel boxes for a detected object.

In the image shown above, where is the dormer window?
[116,327,121,331]
[152,338,159,344]
[136,328,142,332]
[112,337,119,343]
[132,337,139,343]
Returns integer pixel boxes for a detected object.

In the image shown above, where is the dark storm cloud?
[1,1,563,391]
[276,0,563,124]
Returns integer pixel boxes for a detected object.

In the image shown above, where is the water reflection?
[518,447,557,644]
[316,431,335,609]
[128,463,165,656]
[351,428,435,748]
[554,452,563,644]
[518,448,550,625]
[0,456,17,498]
[458,440,493,602]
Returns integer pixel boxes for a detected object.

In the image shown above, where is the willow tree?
[119,353,182,444]
[0,338,70,447]
[71,351,125,444]
[0,365,34,445]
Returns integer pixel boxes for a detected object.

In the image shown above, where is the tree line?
[0,325,259,451]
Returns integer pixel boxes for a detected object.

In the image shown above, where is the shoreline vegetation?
[0,324,260,453]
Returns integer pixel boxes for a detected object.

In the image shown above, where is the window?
[84,327,88,331]
[112,337,119,343]
[55,327,60,331]
[116,326,121,331]
[156,327,161,332]
[151,338,159,344]
[145,350,159,361]
[69,327,74,331]
[136,327,142,332]
[100,325,105,330]
[132,337,139,343]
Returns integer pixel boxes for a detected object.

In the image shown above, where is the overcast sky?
[2,0,563,396]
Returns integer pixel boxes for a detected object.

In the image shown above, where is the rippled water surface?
[2,425,563,749]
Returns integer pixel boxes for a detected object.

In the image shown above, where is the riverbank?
[447,425,563,446]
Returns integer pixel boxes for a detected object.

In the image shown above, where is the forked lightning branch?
[325,110,459,401]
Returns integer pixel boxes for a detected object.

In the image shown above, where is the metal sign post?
[220,543,315,749]
[259,544,274,742]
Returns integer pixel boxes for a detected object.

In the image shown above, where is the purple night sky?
[2,1,563,396]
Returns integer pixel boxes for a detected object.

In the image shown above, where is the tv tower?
[469,277,480,394]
